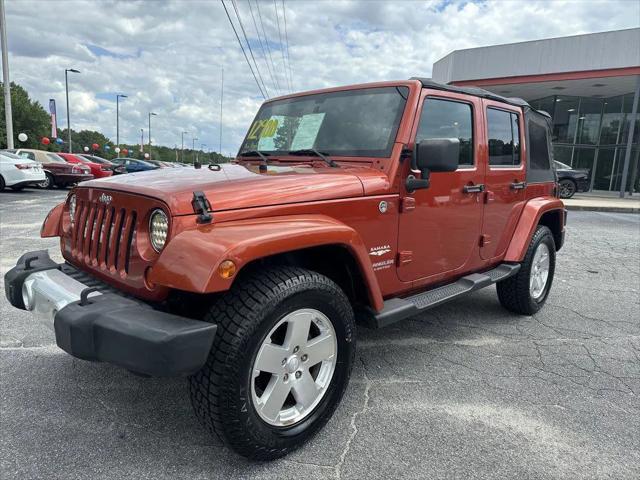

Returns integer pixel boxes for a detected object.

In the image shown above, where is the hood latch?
[192,191,213,224]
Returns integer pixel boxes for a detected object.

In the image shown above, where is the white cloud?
[4,0,638,155]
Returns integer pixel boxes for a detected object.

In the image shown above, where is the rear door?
[480,100,527,260]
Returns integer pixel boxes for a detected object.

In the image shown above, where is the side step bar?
[369,263,521,328]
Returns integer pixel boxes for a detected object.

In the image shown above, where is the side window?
[416,98,473,166]
[529,121,551,171]
[487,108,521,166]
[20,151,36,160]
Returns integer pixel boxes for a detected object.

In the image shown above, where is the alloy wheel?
[530,242,550,300]
[251,308,337,427]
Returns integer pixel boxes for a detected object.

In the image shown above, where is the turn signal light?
[218,260,237,279]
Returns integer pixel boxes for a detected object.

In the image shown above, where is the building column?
[619,75,640,198]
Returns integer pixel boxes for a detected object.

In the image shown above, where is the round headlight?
[149,209,169,252]
[68,194,76,225]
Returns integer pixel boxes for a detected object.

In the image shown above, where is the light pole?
[140,128,144,155]
[192,137,198,163]
[181,131,188,163]
[116,94,127,149]
[148,112,157,159]
[65,68,80,152]
[200,143,207,163]
[1,0,14,149]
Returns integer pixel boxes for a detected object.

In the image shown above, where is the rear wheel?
[189,266,355,460]
[0,175,5,191]
[39,172,54,189]
[558,179,576,199]
[497,225,555,315]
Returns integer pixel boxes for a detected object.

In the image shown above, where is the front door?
[480,100,527,260]
[397,92,485,283]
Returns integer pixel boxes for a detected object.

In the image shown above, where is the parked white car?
[0,151,46,191]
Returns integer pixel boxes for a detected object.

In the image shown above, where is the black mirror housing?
[415,138,460,173]
[406,138,460,192]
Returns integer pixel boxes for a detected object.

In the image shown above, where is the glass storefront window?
[552,96,579,143]
[572,147,596,181]
[552,145,573,165]
[611,147,640,192]
[593,148,615,190]
[576,98,603,145]
[534,96,555,117]
[621,93,640,145]
[599,96,623,145]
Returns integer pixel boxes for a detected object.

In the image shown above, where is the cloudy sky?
[4,0,639,154]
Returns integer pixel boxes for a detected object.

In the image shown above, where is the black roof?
[411,77,531,108]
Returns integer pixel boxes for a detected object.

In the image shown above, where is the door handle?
[510,181,527,190]
[463,184,485,194]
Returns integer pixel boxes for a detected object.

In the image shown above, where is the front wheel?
[189,266,355,460]
[497,225,556,315]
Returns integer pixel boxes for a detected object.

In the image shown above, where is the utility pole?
[140,128,144,155]
[219,67,224,155]
[200,143,207,163]
[148,112,156,159]
[116,94,127,149]
[181,131,188,162]
[1,0,14,149]
[65,68,80,152]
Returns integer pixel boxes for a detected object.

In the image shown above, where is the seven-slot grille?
[70,198,137,274]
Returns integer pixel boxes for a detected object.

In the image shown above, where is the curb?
[564,205,640,214]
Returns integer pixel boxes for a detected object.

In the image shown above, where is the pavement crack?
[334,357,371,480]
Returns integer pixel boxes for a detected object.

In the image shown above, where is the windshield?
[239,86,409,158]
[554,161,571,170]
[82,155,110,164]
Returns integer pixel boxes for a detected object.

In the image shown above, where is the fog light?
[218,260,236,279]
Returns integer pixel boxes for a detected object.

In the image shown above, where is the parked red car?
[58,153,113,179]
[79,154,127,175]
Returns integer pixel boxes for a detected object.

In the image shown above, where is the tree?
[0,82,50,149]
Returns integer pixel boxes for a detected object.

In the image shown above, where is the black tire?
[0,175,5,191]
[558,179,576,199]
[189,266,355,460]
[497,225,556,315]
[39,172,55,189]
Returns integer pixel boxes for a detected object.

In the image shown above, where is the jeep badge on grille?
[99,193,112,204]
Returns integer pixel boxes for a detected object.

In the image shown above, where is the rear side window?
[18,151,35,160]
[416,98,473,166]
[529,122,551,170]
[487,108,520,166]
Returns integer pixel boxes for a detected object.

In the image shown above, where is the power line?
[256,0,283,96]
[273,0,291,93]
[248,0,280,96]
[231,0,270,98]
[220,0,266,99]
[282,0,293,92]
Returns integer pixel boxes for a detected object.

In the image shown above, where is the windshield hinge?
[191,191,213,224]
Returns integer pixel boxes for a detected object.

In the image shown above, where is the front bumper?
[4,250,216,377]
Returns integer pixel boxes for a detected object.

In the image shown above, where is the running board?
[369,263,521,328]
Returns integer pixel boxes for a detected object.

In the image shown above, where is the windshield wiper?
[288,148,338,168]
[238,150,271,170]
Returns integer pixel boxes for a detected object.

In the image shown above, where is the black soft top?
[411,77,545,112]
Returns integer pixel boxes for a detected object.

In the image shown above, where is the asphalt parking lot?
[1,188,639,480]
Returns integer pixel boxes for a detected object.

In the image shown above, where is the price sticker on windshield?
[247,118,279,140]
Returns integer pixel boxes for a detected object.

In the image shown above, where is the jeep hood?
[80,163,386,215]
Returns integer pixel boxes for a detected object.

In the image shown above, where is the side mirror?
[406,138,460,192]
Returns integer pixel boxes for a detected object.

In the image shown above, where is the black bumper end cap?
[55,293,216,377]
[4,250,59,309]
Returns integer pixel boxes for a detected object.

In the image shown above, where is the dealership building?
[432,28,640,195]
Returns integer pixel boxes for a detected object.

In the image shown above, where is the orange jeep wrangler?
[5,78,565,460]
